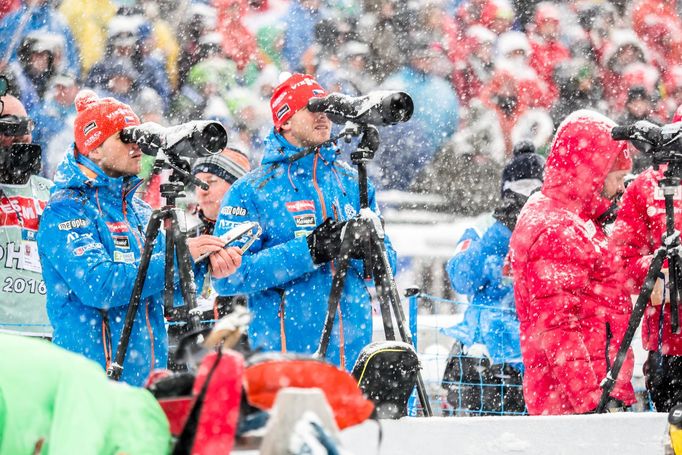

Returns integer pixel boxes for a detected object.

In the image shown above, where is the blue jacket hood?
[261,129,338,166]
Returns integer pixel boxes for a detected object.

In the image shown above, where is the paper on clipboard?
[196,221,262,262]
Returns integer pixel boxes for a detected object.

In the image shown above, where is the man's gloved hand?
[307,218,345,265]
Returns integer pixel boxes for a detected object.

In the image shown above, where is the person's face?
[281,107,332,148]
[537,20,560,40]
[0,95,32,147]
[194,172,231,219]
[108,75,133,95]
[53,83,78,106]
[601,169,628,201]
[89,132,142,178]
[627,98,652,118]
[29,51,51,74]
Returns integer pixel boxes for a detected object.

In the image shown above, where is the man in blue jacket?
[213,73,397,371]
[37,90,241,386]
[442,141,544,414]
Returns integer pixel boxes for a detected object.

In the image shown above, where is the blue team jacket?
[443,220,522,368]
[37,151,168,386]
[213,130,397,370]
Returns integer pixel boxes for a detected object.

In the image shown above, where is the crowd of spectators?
[1,0,681,214]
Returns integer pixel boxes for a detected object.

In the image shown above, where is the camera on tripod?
[307,91,414,126]
[120,120,227,160]
[611,120,682,166]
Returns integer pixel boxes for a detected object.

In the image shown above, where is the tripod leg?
[108,210,164,381]
[164,217,175,314]
[670,253,682,334]
[169,210,201,332]
[597,247,667,412]
[368,226,433,417]
[316,234,355,359]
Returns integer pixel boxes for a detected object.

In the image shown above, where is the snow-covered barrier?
[340,413,668,455]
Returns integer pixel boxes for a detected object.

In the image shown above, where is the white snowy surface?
[340,413,669,455]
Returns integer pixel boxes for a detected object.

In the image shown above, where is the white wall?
[341,413,669,455]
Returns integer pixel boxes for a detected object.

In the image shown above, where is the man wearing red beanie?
[509,110,636,415]
[611,105,682,412]
[36,90,242,386]
[212,73,397,371]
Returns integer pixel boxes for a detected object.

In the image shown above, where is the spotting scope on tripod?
[305,90,433,416]
[107,120,228,381]
[598,120,682,412]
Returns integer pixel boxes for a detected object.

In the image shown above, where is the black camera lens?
[0,115,34,136]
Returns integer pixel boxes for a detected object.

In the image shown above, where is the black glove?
[307,218,345,265]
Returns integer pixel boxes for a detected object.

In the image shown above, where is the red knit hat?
[73,90,140,155]
[269,73,326,130]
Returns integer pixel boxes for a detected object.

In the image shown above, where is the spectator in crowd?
[0,89,52,338]
[37,72,79,177]
[550,58,605,128]
[450,25,496,107]
[442,141,544,415]
[86,16,170,110]
[282,0,323,71]
[214,0,261,74]
[612,107,682,412]
[509,110,636,415]
[357,0,410,82]
[527,2,570,103]
[212,73,397,371]
[36,90,242,385]
[382,38,460,154]
[58,0,116,73]
[0,0,80,77]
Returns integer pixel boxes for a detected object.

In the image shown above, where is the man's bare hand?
[208,246,242,278]
[187,235,228,261]
[651,268,669,307]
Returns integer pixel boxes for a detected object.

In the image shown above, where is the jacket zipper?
[311,154,345,368]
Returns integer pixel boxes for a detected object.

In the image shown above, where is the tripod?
[316,123,433,416]
[597,162,682,412]
[107,158,207,381]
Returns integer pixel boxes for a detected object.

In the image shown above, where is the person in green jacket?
[0,334,171,454]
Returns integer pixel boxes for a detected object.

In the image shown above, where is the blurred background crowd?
[0,0,680,214]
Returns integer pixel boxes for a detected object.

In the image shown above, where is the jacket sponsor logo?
[294,214,316,227]
[58,218,88,230]
[453,239,471,255]
[286,200,315,212]
[106,222,129,233]
[84,131,102,147]
[113,235,130,249]
[73,243,102,256]
[113,250,135,263]
[220,206,248,217]
[295,230,310,238]
[276,104,290,120]
[83,121,97,135]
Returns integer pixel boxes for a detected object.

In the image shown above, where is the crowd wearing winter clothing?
[3,0,682,419]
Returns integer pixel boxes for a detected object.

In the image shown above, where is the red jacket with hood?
[509,110,636,415]
[611,107,682,356]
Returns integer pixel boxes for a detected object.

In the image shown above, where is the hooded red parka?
[510,110,636,415]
